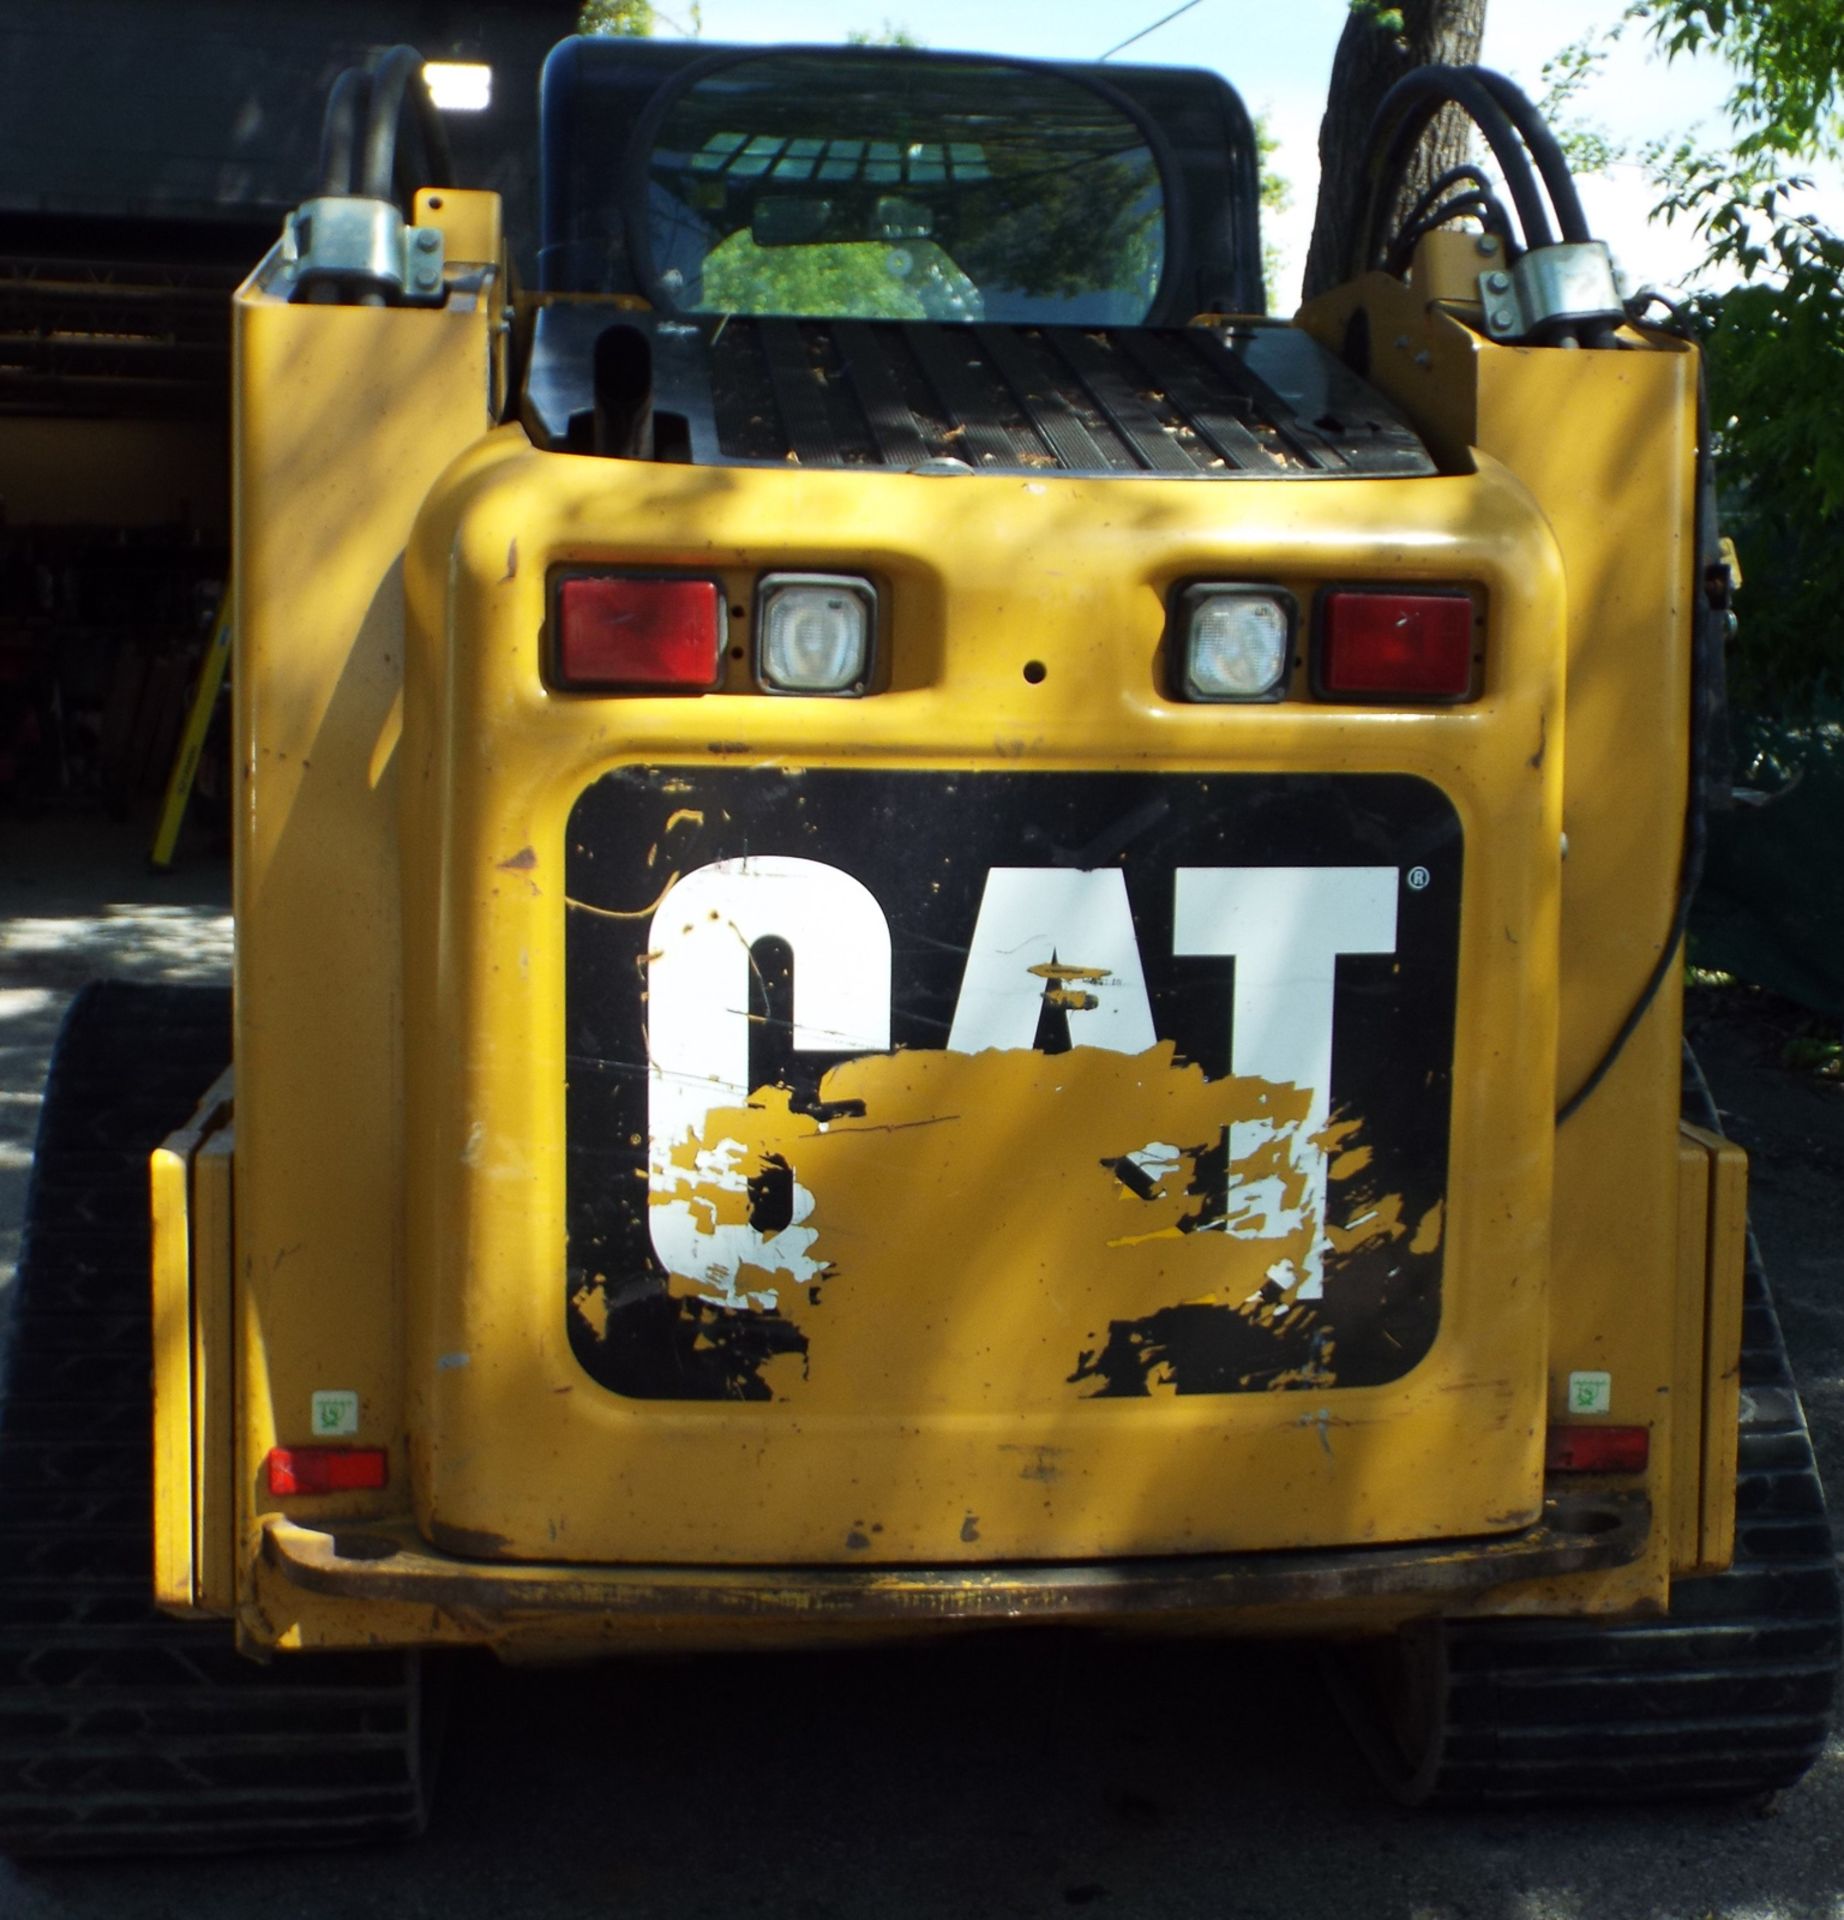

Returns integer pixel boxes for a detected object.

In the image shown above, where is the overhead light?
[423,62,492,112]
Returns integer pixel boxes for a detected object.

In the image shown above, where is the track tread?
[1391,1248,1842,1806]
[0,983,430,1858]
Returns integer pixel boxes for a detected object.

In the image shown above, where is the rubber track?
[1408,1251,1842,1804]
[0,983,429,1857]
[1365,1060,1843,1806]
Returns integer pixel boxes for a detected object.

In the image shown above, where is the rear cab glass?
[639,52,1167,324]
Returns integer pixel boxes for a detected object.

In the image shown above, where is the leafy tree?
[1255,115,1292,306]
[578,0,654,32]
[846,23,920,47]
[577,0,702,35]
[1631,0,1844,708]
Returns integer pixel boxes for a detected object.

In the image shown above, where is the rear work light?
[266,1446,390,1495]
[552,572,724,691]
[756,574,875,694]
[1173,585,1294,702]
[1544,1425,1650,1473]
[1318,589,1477,700]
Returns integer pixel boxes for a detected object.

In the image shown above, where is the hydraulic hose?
[1357,66,1556,280]
[316,68,370,196]
[360,44,455,207]
[1467,68,1591,244]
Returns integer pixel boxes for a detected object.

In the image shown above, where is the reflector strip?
[1545,1425,1650,1473]
[554,574,723,691]
[266,1447,390,1495]
[1319,590,1475,698]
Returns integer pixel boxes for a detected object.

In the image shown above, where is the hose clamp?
[1479,241,1623,342]
[278,197,447,306]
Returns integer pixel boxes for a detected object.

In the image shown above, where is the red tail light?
[552,573,724,691]
[1319,590,1476,699]
[266,1446,390,1495]
[1545,1425,1650,1473]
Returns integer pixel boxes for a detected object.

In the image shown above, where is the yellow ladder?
[149,591,232,871]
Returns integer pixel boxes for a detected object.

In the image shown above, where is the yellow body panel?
[192,1128,238,1613]
[1670,1132,1713,1567]
[150,1142,195,1613]
[192,204,1745,1649]
[1300,273,1707,1622]
[1691,1122,1747,1572]
[229,251,499,1599]
[389,433,1563,1566]
[151,1071,232,1613]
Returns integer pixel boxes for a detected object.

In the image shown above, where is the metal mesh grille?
[704,319,1433,477]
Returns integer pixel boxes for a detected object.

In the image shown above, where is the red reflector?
[554,574,722,690]
[1545,1425,1650,1473]
[1320,591,1475,698]
[266,1447,390,1496]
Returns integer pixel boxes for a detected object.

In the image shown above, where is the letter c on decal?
[645,856,892,1159]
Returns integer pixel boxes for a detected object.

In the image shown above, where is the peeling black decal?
[565,768,1461,1401]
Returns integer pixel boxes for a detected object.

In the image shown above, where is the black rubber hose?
[360,44,455,206]
[1357,66,1556,279]
[1385,192,1514,275]
[1395,163,1499,238]
[1467,67,1591,244]
[316,68,370,197]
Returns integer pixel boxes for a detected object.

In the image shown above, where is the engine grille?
[704,318,1434,478]
[522,305,1440,480]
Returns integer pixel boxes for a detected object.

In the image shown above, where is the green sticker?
[311,1389,360,1437]
[1567,1370,1612,1416]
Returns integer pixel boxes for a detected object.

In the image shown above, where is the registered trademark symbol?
[1406,866,1431,892]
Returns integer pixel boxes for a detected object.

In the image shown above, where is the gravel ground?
[0,820,1839,1919]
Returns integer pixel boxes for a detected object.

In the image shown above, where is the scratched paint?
[563,766,1460,1403]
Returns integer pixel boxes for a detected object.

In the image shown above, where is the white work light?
[757,575,876,694]
[1177,586,1294,701]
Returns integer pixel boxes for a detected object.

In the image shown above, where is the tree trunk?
[1302,0,1486,301]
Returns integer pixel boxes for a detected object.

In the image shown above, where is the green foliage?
[577,0,702,35]
[845,22,921,46]
[1640,1,1844,158]
[1255,114,1291,307]
[578,0,654,32]
[1631,0,1844,708]
[701,236,953,319]
[1538,31,1627,175]
[1348,0,1407,33]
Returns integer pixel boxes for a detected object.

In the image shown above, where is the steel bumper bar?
[264,1490,1647,1626]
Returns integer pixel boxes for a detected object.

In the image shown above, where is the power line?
[1099,0,1204,62]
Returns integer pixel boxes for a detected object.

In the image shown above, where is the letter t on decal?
[1173,868,1398,1297]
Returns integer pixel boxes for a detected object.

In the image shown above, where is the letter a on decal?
[947,868,1156,1055]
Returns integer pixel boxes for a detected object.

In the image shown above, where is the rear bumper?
[259,1489,1647,1652]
